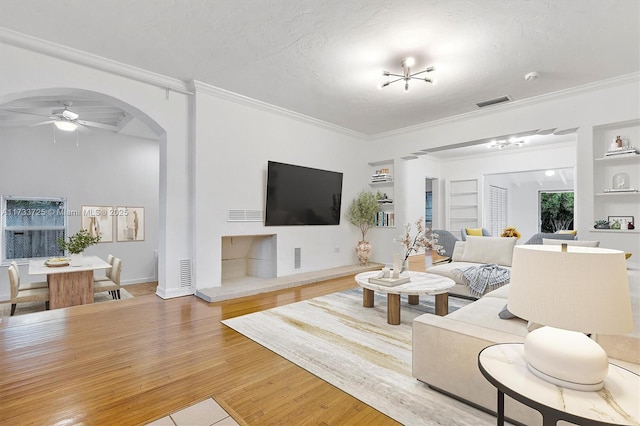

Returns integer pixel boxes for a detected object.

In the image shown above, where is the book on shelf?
[374,211,394,227]
[371,173,393,183]
[368,275,410,286]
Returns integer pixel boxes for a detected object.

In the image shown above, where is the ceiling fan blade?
[77,123,94,134]
[76,120,118,131]
[29,120,56,127]
[1,109,52,118]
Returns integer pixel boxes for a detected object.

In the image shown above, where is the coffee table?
[354,270,455,325]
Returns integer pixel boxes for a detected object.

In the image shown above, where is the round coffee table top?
[355,270,454,296]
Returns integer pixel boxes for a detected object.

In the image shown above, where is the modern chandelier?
[487,138,527,150]
[380,57,435,91]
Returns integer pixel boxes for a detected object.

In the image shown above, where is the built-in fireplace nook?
[221,234,277,281]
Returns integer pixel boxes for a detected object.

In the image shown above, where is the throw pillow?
[460,236,517,267]
[465,227,483,236]
[557,230,577,235]
[498,304,517,319]
[542,238,600,247]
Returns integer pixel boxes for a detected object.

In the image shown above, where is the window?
[488,185,507,236]
[2,196,67,262]
[539,191,574,232]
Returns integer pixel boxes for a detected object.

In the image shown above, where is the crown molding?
[372,72,640,140]
[193,81,367,139]
[0,27,193,95]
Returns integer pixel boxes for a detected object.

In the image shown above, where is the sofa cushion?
[460,236,517,267]
[451,241,465,262]
[542,238,600,247]
[485,283,510,299]
[446,296,528,337]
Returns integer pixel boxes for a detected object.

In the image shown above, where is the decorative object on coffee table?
[508,245,632,391]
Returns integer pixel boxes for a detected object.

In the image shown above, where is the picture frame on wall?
[81,206,114,243]
[116,206,145,242]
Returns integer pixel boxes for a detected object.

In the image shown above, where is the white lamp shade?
[55,120,77,131]
[508,245,632,335]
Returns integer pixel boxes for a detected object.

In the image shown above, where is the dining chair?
[94,254,114,282]
[10,261,48,290]
[93,257,122,299]
[8,264,50,316]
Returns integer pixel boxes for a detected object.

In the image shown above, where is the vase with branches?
[58,229,101,266]
[397,217,442,264]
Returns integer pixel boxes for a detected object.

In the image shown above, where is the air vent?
[294,248,301,269]
[227,210,263,222]
[476,96,511,108]
[179,259,192,288]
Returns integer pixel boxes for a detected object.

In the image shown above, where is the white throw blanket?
[454,264,510,298]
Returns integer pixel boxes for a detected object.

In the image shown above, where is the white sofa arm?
[412,314,541,425]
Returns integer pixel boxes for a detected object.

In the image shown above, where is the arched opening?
[0,88,166,294]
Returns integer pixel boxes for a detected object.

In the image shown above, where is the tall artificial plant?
[346,191,379,241]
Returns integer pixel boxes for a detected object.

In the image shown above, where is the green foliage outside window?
[540,192,574,232]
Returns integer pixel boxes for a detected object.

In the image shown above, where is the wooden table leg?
[434,293,449,316]
[363,288,374,308]
[387,293,401,325]
[408,295,419,305]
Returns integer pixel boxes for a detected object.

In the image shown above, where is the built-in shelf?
[369,159,395,229]
[450,191,478,196]
[594,154,640,162]
[589,229,640,234]
[369,181,393,186]
[595,192,640,196]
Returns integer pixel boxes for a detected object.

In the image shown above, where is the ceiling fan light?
[55,121,77,131]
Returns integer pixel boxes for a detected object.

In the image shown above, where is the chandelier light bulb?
[404,57,415,67]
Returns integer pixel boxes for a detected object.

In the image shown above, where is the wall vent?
[227,210,263,222]
[294,248,301,269]
[179,259,192,288]
[476,95,511,108]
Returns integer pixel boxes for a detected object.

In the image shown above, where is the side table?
[478,343,639,426]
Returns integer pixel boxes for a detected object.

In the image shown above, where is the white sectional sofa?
[412,271,640,425]
[427,236,516,298]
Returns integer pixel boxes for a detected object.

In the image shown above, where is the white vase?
[70,252,83,267]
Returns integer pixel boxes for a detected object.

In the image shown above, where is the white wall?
[191,86,371,288]
[0,125,159,299]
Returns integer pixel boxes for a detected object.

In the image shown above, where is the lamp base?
[523,326,609,391]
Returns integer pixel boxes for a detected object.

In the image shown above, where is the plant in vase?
[57,229,101,266]
[346,191,380,265]
[397,217,443,271]
[594,219,610,229]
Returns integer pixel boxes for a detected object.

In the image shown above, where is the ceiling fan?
[3,101,119,133]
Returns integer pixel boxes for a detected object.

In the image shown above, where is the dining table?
[28,255,112,309]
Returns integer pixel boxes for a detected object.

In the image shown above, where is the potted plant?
[58,229,101,266]
[346,191,379,265]
[594,219,610,229]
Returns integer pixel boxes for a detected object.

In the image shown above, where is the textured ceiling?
[0,0,639,135]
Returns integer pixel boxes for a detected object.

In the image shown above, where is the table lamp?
[508,245,632,391]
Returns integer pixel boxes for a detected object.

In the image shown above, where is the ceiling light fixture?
[487,138,527,150]
[545,170,556,177]
[380,57,435,91]
[54,120,78,132]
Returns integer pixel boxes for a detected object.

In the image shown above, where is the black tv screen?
[265,161,343,226]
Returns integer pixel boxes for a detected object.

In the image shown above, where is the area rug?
[0,289,133,317]
[222,288,496,425]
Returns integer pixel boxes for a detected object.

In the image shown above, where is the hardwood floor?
[0,275,399,425]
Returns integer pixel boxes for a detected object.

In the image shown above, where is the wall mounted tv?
[265,161,343,226]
